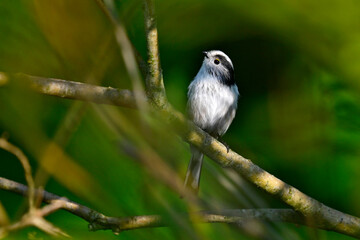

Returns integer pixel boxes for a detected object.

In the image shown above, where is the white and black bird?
[184,50,239,193]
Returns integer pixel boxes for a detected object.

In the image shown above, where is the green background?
[0,0,359,239]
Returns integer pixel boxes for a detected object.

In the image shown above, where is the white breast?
[187,75,239,137]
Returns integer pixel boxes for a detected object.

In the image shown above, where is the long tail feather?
[184,145,204,194]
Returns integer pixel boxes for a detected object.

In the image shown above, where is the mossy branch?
[13,73,138,108]
[143,0,167,109]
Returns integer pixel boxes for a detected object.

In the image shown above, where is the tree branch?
[13,73,138,108]
[0,176,329,234]
[3,74,360,238]
[143,0,167,108]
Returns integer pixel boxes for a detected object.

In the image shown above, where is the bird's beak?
[202,51,209,58]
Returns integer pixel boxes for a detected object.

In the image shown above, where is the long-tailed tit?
[184,50,239,193]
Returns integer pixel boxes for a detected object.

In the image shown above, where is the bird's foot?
[218,137,230,153]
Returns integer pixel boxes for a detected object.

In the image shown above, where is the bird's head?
[200,50,235,86]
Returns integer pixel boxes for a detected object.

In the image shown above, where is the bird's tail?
[184,145,204,194]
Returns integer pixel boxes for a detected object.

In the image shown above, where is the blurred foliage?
[0,0,360,239]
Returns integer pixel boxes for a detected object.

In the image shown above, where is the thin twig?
[0,138,35,209]
[94,0,147,78]
[95,0,148,110]
[0,200,69,238]
[0,139,68,238]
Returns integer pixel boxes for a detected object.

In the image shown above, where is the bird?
[184,50,239,194]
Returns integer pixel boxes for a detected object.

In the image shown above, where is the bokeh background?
[1,0,360,239]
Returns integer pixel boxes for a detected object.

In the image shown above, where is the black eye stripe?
[214,55,233,71]
[214,54,230,65]
[212,54,235,86]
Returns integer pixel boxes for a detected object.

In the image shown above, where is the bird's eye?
[214,59,220,65]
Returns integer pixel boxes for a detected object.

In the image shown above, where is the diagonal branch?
[173,114,360,238]
[2,73,360,238]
